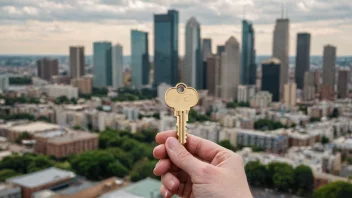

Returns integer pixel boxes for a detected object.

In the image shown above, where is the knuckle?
[200,164,216,175]
[232,153,244,165]
[177,150,191,161]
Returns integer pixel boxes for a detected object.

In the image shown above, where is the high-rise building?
[241,20,256,85]
[272,18,289,98]
[295,33,311,89]
[154,10,179,86]
[71,75,93,95]
[37,58,59,82]
[323,45,337,87]
[69,46,85,79]
[0,73,9,92]
[206,55,220,97]
[93,42,112,88]
[217,45,225,56]
[338,69,350,98]
[131,30,149,88]
[303,71,316,101]
[320,84,335,101]
[202,38,212,61]
[220,37,241,100]
[261,58,281,102]
[184,17,202,89]
[284,83,297,108]
[112,44,123,89]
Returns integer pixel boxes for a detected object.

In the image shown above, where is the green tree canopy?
[267,162,294,192]
[293,165,314,196]
[313,181,352,198]
[218,140,236,152]
[130,159,158,182]
[245,161,268,187]
[0,169,22,182]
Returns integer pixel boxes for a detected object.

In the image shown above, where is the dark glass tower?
[131,30,149,88]
[241,20,256,85]
[153,10,179,86]
[295,33,311,89]
[93,41,112,88]
[262,58,281,102]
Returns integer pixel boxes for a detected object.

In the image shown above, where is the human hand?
[153,130,253,198]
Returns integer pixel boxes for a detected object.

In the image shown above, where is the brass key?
[165,83,199,144]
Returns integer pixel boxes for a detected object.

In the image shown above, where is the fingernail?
[167,137,178,150]
[164,191,169,198]
[153,161,160,171]
[169,180,175,190]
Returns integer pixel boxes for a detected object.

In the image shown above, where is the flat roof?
[7,167,75,188]
[10,122,60,134]
[48,131,98,144]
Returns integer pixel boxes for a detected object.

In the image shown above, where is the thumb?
[165,137,206,176]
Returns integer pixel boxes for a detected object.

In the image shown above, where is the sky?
[0,0,351,56]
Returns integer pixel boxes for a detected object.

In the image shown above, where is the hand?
[153,130,253,198]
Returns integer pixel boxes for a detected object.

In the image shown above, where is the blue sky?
[0,0,351,55]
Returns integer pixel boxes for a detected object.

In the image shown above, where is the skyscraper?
[284,83,297,108]
[303,71,316,101]
[261,58,281,102]
[112,44,123,89]
[206,54,220,97]
[272,18,289,98]
[93,41,112,88]
[338,69,349,99]
[220,37,241,100]
[131,30,149,88]
[202,38,212,61]
[69,46,85,79]
[322,45,337,86]
[217,45,225,56]
[37,58,59,82]
[241,20,256,85]
[184,17,202,89]
[154,10,179,86]
[295,33,311,89]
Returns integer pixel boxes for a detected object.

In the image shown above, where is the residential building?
[220,37,241,100]
[0,184,21,198]
[261,58,281,102]
[284,83,297,108]
[250,91,272,109]
[122,107,139,121]
[241,20,256,85]
[333,137,352,158]
[71,75,93,95]
[69,46,85,79]
[303,71,316,101]
[112,44,124,89]
[131,30,149,88]
[93,41,112,88]
[202,38,212,61]
[44,84,78,99]
[323,45,337,87]
[320,85,335,101]
[188,122,220,142]
[51,75,71,85]
[0,73,9,92]
[338,69,349,98]
[184,17,202,89]
[37,58,59,82]
[7,167,76,198]
[273,18,290,98]
[154,10,179,86]
[206,55,220,97]
[295,33,311,89]
[237,85,256,103]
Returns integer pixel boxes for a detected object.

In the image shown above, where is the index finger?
[155,130,226,163]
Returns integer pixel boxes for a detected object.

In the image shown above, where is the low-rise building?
[0,183,21,198]
[71,76,92,95]
[333,137,352,158]
[237,85,256,103]
[250,91,272,109]
[43,84,78,99]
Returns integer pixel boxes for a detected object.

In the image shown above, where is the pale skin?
[153,130,253,198]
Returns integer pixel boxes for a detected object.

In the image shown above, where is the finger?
[156,130,177,144]
[154,159,171,176]
[153,144,167,159]
[161,172,180,193]
[165,137,207,177]
[160,185,173,198]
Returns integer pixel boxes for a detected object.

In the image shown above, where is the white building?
[188,122,220,142]
[44,84,78,99]
[0,73,9,93]
[303,86,315,101]
[112,44,124,89]
[159,112,176,132]
[157,83,171,108]
[284,83,297,108]
[122,107,139,121]
[237,85,256,103]
[250,91,272,109]
[0,184,21,198]
[221,37,241,100]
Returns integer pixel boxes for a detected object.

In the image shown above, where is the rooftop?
[9,122,60,134]
[47,131,98,144]
[7,167,75,188]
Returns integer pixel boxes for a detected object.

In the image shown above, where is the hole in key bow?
[177,84,185,93]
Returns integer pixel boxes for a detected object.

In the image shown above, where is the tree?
[321,136,330,145]
[254,119,285,131]
[293,165,314,196]
[73,125,82,130]
[15,132,32,144]
[27,156,54,172]
[218,140,236,152]
[0,169,22,181]
[330,108,340,118]
[310,117,321,123]
[130,159,158,182]
[313,181,352,198]
[245,161,268,187]
[267,162,294,192]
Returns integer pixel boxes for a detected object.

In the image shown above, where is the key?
[165,83,199,144]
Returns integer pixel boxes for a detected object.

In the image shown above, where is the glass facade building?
[154,10,179,86]
[131,30,149,88]
[93,42,112,88]
[241,20,256,85]
[262,58,281,102]
[295,33,311,89]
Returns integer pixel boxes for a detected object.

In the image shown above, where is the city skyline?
[0,0,351,56]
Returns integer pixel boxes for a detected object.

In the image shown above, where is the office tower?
[323,45,337,86]
[220,37,241,100]
[284,83,297,107]
[93,42,112,88]
[69,46,85,79]
[237,85,256,103]
[178,57,184,82]
[338,69,350,98]
[37,58,59,82]
[272,18,289,98]
[202,38,212,61]
[303,71,316,101]
[112,44,124,89]
[154,10,179,86]
[184,17,202,89]
[261,58,281,102]
[320,85,335,101]
[131,30,149,89]
[206,55,220,96]
[217,45,225,56]
[241,20,256,85]
[295,33,311,89]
